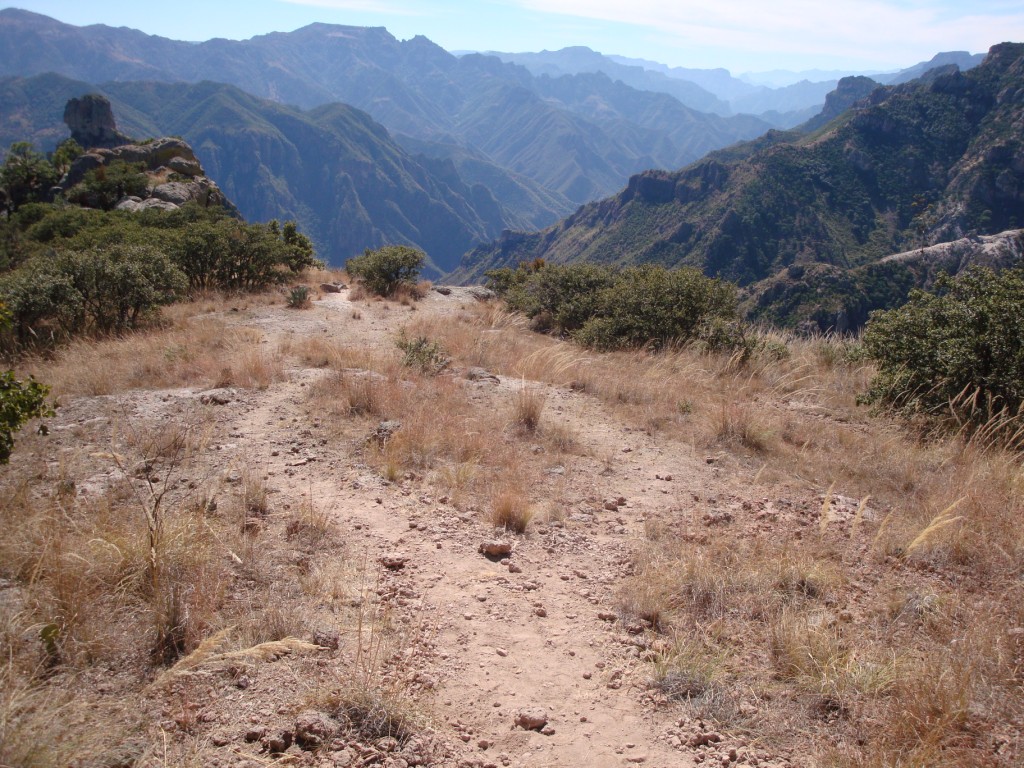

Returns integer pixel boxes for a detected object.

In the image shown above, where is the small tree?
[65,161,148,211]
[861,266,1024,438]
[0,142,59,213]
[0,303,52,463]
[346,245,424,296]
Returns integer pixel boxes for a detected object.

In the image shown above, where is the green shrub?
[0,303,52,463]
[65,161,149,211]
[287,285,311,309]
[490,262,739,351]
[572,265,737,351]
[1,244,187,342]
[861,267,1024,438]
[0,370,52,463]
[346,246,424,296]
[0,142,59,212]
[167,214,322,292]
[396,333,450,374]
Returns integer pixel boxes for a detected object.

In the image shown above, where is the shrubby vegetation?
[486,261,740,352]
[0,195,321,346]
[861,266,1024,442]
[0,303,51,463]
[346,245,424,296]
[3,244,186,343]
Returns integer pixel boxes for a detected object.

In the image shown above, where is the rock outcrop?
[58,129,239,216]
[63,93,132,150]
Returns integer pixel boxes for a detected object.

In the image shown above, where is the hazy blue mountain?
[481,47,732,114]
[0,9,772,206]
[877,51,986,85]
[0,73,533,275]
[457,44,1024,330]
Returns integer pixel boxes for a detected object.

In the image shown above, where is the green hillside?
[0,75,531,275]
[457,43,1024,329]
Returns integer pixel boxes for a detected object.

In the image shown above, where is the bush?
[287,285,311,309]
[0,303,52,463]
[1,244,187,342]
[65,161,148,211]
[490,262,737,351]
[396,333,450,374]
[861,267,1024,437]
[576,266,737,351]
[0,142,59,212]
[0,370,51,463]
[346,246,424,297]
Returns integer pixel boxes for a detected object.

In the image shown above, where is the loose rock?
[294,710,337,750]
[479,541,513,559]
[514,709,548,731]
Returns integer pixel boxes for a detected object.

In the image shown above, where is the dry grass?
[490,486,533,533]
[511,385,545,432]
[20,319,283,397]
[4,285,1023,766]
[389,305,1024,763]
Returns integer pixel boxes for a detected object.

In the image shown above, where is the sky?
[7,0,1024,74]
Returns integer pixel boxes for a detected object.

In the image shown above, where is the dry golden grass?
[20,319,284,397]
[511,385,545,432]
[4,286,1023,766]
[490,486,534,533]
[389,314,998,762]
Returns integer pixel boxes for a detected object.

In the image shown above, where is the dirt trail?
[121,287,784,767]
[210,289,735,766]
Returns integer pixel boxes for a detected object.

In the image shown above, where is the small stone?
[211,735,230,747]
[534,606,547,617]
[597,611,617,622]
[479,541,513,559]
[294,711,337,751]
[540,726,556,736]
[379,555,408,570]
[265,731,292,754]
[320,282,344,293]
[514,708,548,731]
[496,648,508,657]
[466,367,500,383]
[199,388,234,405]
[245,728,265,743]
[312,628,340,650]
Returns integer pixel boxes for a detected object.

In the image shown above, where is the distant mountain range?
[478,48,984,127]
[0,9,770,207]
[0,73,518,276]
[0,7,1004,310]
[456,44,1024,330]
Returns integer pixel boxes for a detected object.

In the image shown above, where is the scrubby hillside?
[2,278,1021,767]
[458,43,1024,330]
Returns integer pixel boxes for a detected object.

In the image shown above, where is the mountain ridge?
[0,71,535,275]
[455,43,1024,330]
[0,9,772,208]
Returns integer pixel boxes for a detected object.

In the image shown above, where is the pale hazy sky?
[7,0,1022,73]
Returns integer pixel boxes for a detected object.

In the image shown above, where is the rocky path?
[172,287,786,767]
